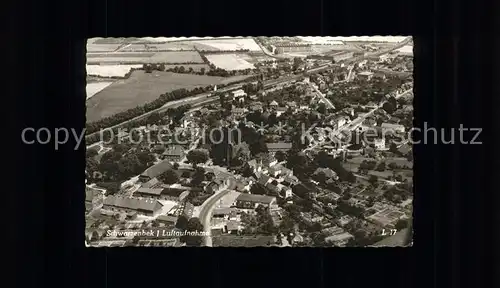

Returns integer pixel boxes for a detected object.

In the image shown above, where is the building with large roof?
[102,196,163,216]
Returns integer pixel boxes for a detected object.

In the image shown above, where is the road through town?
[198,177,236,247]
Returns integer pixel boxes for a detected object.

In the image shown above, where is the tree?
[173,163,180,170]
[376,162,386,171]
[382,102,395,114]
[159,169,179,185]
[186,149,209,167]
[175,215,189,230]
[86,147,99,158]
[250,184,268,195]
[182,218,204,246]
[388,162,399,170]
[191,167,206,187]
[395,219,409,230]
[389,143,399,154]
[406,153,413,161]
[368,175,378,186]
[275,151,286,162]
[342,192,352,200]
[317,103,327,114]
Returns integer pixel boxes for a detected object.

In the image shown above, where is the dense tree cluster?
[180,217,204,246]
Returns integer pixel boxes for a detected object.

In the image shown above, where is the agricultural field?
[192,38,262,51]
[86,65,142,78]
[205,54,255,71]
[86,51,205,64]
[87,43,122,52]
[92,38,142,44]
[86,82,114,99]
[147,51,204,63]
[86,70,251,122]
[237,53,275,64]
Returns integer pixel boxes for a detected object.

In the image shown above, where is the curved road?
[198,177,236,247]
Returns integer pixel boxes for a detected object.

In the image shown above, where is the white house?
[232,89,246,102]
[374,138,386,150]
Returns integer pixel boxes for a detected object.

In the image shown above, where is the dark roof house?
[140,160,173,181]
[236,193,276,205]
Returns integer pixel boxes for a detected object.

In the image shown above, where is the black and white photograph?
[84,36,414,247]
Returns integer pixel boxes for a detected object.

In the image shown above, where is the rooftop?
[358,71,374,76]
[163,145,185,156]
[140,160,173,179]
[266,142,293,150]
[103,196,163,212]
[142,177,160,188]
[236,193,276,204]
[135,187,164,196]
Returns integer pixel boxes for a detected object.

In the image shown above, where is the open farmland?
[87,43,122,52]
[92,38,142,44]
[192,38,262,51]
[86,70,251,122]
[86,82,114,99]
[147,51,204,63]
[86,65,142,78]
[205,54,255,71]
[86,51,205,64]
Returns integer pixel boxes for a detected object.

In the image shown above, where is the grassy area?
[86,70,251,122]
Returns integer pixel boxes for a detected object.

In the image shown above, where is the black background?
[9,0,498,287]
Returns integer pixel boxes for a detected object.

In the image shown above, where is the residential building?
[314,167,338,180]
[330,51,354,62]
[102,196,163,216]
[265,182,280,196]
[161,145,185,162]
[206,180,221,194]
[85,187,100,211]
[257,174,271,186]
[266,142,293,152]
[324,232,354,246]
[213,208,237,220]
[275,44,312,54]
[225,221,242,234]
[381,123,405,133]
[374,138,386,150]
[134,185,191,202]
[250,102,263,112]
[141,177,160,189]
[231,89,247,102]
[232,108,246,118]
[282,175,299,187]
[269,100,279,108]
[357,71,374,81]
[139,160,173,182]
[234,193,277,209]
[276,107,287,117]
[157,215,178,226]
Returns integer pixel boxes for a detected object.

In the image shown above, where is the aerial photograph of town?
[85,36,414,247]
